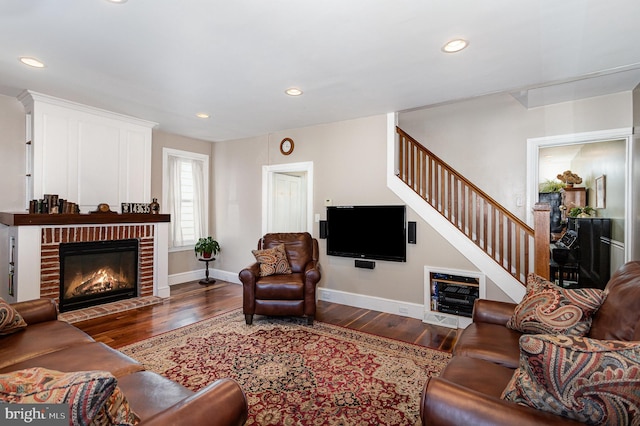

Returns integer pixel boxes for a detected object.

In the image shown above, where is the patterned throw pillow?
[0,367,137,425]
[92,385,140,425]
[0,297,27,336]
[506,273,605,336]
[252,243,292,277]
[501,334,640,425]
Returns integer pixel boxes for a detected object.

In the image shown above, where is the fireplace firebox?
[59,239,139,312]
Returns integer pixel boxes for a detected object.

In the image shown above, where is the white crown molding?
[17,90,158,129]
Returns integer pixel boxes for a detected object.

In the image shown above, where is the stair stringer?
[385,114,525,302]
[388,176,526,302]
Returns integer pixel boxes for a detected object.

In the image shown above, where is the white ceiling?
[1,0,640,142]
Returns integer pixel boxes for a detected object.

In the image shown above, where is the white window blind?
[163,148,209,249]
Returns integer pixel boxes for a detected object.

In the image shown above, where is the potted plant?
[194,236,220,259]
[539,179,566,193]
[568,206,595,218]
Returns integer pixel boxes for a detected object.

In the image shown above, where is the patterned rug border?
[118,308,452,361]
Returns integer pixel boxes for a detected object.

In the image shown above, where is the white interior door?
[262,162,314,236]
[271,172,306,232]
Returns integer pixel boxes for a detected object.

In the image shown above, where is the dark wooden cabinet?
[568,218,611,290]
[562,187,587,211]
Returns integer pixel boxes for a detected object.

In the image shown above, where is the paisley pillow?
[252,243,292,277]
[92,384,140,425]
[506,273,605,336]
[0,297,27,336]
[0,368,119,424]
[502,334,640,425]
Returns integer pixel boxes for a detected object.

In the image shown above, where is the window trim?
[162,148,209,250]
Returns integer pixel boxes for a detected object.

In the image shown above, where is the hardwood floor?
[74,280,458,352]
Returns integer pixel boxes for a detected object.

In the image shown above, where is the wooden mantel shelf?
[0,212,170,227]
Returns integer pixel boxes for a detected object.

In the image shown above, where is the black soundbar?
[354,259,375,269]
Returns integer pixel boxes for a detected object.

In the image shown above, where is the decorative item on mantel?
[90,203,116,214]
[149,198,160,214]
[121,202,152,214]
[556,170,582,188]
[29,194,79,214]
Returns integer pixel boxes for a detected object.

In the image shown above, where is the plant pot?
[201,252,212,259]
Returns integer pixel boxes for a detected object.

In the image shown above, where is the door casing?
[262,161,314,235]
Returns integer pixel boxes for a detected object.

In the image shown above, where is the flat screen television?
[326,205,406,262]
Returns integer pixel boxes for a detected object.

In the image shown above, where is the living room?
[2,1,640,313]
[2,2,640,424]
[2,89,638,315]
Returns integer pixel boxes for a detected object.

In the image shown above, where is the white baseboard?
[168,272,422,320]
[317,287,424,320]
[168,268,241,286]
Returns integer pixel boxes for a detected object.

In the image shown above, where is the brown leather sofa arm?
[140,378,248,426]
[11,298,58,324]
[472,299,517,325]
[304,260,321,283]
[421,377,583,426]
[239,263,260,282]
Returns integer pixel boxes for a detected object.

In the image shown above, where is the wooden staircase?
[396,127,550,287]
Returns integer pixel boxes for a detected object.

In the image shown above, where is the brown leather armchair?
[239,232,321,325]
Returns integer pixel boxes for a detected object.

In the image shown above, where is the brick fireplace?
[41,225,155,309]
[0,212,170,313]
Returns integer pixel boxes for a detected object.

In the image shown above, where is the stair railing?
[397,127,549,285]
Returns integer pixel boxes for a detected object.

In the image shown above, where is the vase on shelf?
[149,198,160,214]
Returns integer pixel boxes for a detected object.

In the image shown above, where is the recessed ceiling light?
[19,57,45,68]
[196,112,210,119]
[442,39,468,53]
[106,0,128,3]
[285,87,303,96]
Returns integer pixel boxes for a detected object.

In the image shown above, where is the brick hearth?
[58,296,163,324]
[40,224,155,304]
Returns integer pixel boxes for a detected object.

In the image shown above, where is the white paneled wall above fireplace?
[18,91,158,213]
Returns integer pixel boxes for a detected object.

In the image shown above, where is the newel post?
[533,203,551,279]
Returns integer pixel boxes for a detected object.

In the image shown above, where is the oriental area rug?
[119,309,451,425]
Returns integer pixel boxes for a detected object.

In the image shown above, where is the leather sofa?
[240,232,321,325]
[420,260,640,425]
[1,298,248,426]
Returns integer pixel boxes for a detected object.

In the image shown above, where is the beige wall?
[634,84,640,131]
[213,115,477,304]
[399,92,632,223]
[211,133,268,275]
[151,130,214,275]
[633,86,640,260]
[570,140,626,241]
[0,94,26,212]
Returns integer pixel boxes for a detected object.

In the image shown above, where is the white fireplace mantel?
[0,213,170,303]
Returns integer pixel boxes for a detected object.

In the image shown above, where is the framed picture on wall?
[595,175,606,209]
